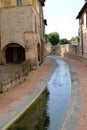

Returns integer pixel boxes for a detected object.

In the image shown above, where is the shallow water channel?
[7,57,71,130]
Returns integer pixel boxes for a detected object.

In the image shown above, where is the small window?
[16,0,22,6]
[82,16,84,25]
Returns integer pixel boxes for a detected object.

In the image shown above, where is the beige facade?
[45,42,69,57]
[69,43,79,55]
[0,0,46,67]
[76,2,87,58]
[60,44,69,57]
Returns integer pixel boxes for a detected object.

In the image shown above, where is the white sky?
[44,0,85,40]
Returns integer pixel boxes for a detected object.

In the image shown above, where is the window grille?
[16,0,22,6]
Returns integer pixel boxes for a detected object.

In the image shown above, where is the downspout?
[0,10,1,64]
[81,25,84,56]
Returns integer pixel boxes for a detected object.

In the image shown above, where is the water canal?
[7,56,71,130]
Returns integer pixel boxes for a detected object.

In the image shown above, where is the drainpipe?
[0,37,1,64]
[0,10,1,64]
[81,25,84,56]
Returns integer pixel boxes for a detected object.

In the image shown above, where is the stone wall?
[0,6,33,49]
[67,53,87,66]
[0,74,26,92]
[0,63,29,92]
[0,5,44,67]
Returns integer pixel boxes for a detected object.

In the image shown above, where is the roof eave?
[76,2,87,19]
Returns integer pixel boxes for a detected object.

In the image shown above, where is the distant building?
[76,2,87,57]
[45,42,52,55]
[69,41,79,55]
[45,42,69,57]
[0,0,47,67]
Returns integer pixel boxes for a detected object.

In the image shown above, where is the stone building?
[76,1,87,58]
[69,40,79,55]
[45,42,69,57]
[0,0,47,67]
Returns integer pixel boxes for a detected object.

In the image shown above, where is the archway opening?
[6,43,25,64]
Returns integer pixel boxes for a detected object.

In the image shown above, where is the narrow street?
[0,56,87,130]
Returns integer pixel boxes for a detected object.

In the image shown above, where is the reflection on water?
[47,57,71,130]
[7,57,71,130]
[7,89,50,130]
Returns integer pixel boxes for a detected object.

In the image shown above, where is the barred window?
[16,0,22,6]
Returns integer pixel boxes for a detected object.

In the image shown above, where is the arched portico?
[2,43,25,64]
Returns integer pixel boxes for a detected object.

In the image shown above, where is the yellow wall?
[0,0,34,8]
[4,0,15,7]
[32,0,36,9]
[0,0,4,7]
[23,0,32,5]
[0,0,15,7]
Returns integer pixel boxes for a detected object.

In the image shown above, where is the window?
[16,0,22,6]
[82,15,84,25]
[86,11,87,28]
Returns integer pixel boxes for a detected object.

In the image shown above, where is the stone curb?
[61,60,82,130]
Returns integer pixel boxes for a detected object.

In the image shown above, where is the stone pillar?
[24,32,38,68]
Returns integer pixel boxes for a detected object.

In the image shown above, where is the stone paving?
[67,58,87,130]
[0,56,87,130]
[61,58,82,130]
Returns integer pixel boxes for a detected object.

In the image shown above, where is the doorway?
[6,43,25,64]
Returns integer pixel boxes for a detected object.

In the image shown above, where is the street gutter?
[61,60,82,130]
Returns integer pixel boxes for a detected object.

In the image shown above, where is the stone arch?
[2,43,25,64]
